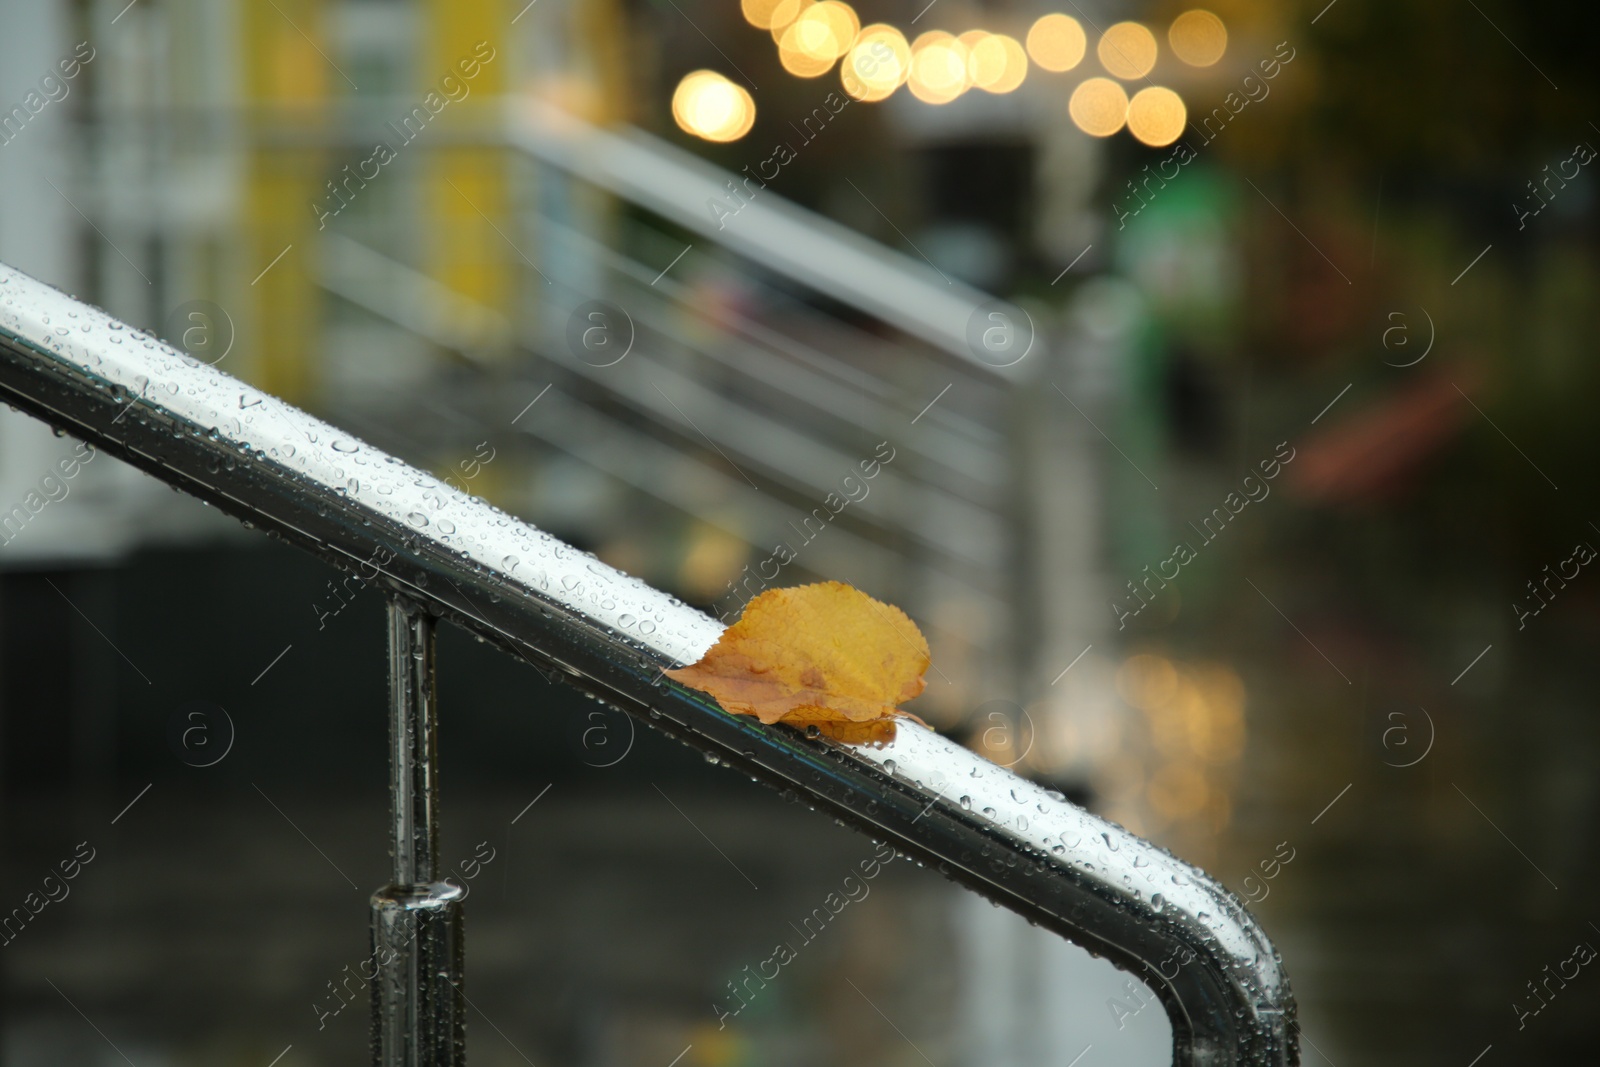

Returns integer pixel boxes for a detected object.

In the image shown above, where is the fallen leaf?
[667,581,930,743]
[784,717,901,745]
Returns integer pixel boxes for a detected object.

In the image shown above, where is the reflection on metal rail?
[0,262,1297,1066]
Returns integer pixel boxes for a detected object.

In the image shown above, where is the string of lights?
[674,6,1228,147]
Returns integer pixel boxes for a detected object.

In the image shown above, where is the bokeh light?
[1126,86,1187,146]
[908,31,971,104]
[1168,9,1227,67]
[756,0,808,34]
[786,1,859,62]
[1148,762,1210,820]
[1117,653,1179,709]
[841,23,911,101]
[969,32,1027,94]
[1068,76,1129,136]
[741,0,788,30]
[1025,13,1086,73]
[778,22,839,77]
[1097,21,1158,80]
[672,70,756,142]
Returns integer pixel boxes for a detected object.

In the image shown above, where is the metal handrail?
[0,261,1297,1065]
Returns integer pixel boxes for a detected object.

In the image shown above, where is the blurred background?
[0,0,1596,1063]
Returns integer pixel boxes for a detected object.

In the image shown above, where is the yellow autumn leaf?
[666,581,930,742]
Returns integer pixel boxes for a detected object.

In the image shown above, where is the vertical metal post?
[371,599,466,1066]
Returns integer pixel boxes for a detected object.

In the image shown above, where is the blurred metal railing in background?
[0,258,1295,1064]
[305,100,1037,727]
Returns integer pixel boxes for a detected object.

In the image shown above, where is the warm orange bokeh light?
[908,31,970,104]
[969,33,1027,94]
[1168,9,1228,67]
[1069,76,1129,136]
[1127,86,1187,146]
[741,0,787,30]
[786,1,859,61]
[672,70,756,142]
[1117,653,1179,709]
[1026,13,1086,73]
[842,23,912,101]
[778,22,838,76]
[760,0,809,34]
[1098,21,1158,79]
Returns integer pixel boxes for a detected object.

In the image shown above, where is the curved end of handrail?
[834,720,1299,1066]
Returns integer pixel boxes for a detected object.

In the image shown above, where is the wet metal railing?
[0,262,1297,1066]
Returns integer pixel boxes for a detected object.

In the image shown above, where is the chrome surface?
[0,262,1297,1065]
[389,602,443,887]
[374,602,465,1066]
[371,881,466,1067]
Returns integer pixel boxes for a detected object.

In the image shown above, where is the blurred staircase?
[312,104,1041,720]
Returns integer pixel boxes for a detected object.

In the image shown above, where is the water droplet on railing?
[332,439,358,453]
[406,511,429,527]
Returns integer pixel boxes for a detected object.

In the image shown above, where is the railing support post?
[371,599,466,1066]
